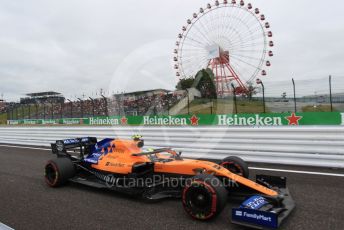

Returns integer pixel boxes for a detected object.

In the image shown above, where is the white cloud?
[0,0,344,101]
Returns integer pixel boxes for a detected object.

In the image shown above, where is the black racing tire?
[44,158,75,187]
[182,174,227,220]
[220,156,249,178]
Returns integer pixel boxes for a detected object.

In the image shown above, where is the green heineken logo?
[6,112,343,126]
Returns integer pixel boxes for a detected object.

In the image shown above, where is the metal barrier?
[0,126,343,168]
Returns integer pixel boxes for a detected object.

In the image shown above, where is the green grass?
[0,104,44,125]
[178,98,270,115]
[302,104,335,112]
[17,105,39,119]
[0,113,7,125]
[8,105,43,119]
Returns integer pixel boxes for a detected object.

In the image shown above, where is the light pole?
[292,78,297,113]
[43,103,46,120]
[77,98,83,118]
[6,107,8,121]
[15,106,18,120]
[314,91,318,111]
[256,79,265,113]
[329,75,333,112]
[166,92,172,116]
[101,95,108,116]
[185,89,190,115]
[89,97,95,117]
[67,99,73,118]
[35,103,38,119]
[231,83,238,114]
[21,105,24,119]
[28,104,31,119]
[50,102,54,119]
[60,101,64,119]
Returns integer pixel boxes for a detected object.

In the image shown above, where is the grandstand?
[0,99,6,113]
[112,89,183,116]
[20,91,65,104]
[2,86,343,122]
[114,89,170,100]
[1,88,186,120]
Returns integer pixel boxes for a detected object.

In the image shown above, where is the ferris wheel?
[174,0,274,96]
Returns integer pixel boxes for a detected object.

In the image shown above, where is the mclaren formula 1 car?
[45,135,295,229]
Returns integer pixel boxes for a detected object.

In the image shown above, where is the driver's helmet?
[132,134,143,141]
[132,134,144,147]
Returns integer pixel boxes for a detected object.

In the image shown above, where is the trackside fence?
[0,126,343,168]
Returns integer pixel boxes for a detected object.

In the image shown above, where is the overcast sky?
[1,0,344,101]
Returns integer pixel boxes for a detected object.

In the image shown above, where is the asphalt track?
[0,145,344,230]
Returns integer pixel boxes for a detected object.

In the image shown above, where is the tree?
[175,69,217,99]
[176,77,195,90]
[194,69,217,99]
[244,81,257,100]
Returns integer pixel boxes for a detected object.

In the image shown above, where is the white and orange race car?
[45,135,295,229]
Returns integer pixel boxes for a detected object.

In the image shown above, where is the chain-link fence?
[2,76,344,122]
[261,76,344,113]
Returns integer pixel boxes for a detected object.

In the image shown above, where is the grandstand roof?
[26,91,62,97]
[115,89,170,96]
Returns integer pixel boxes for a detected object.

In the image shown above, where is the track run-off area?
[1,145,344,230]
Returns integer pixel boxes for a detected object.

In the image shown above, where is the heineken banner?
[6,112,344,126]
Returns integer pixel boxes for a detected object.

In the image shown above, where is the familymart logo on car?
[235,210,273,222]
[217,114,282,126]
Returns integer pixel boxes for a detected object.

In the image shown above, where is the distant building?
[20,91,65,104]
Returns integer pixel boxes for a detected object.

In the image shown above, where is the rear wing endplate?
[51,137,97,156]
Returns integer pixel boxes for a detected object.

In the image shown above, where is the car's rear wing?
[51,137,97,158]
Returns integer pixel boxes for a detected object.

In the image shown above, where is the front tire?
[220,156,249,178]
[182,174,227,220]
[44,158,75,187]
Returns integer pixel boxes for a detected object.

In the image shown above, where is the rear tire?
[220,156,249,178]
[182,174,227,220]
[44,158,75,187]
